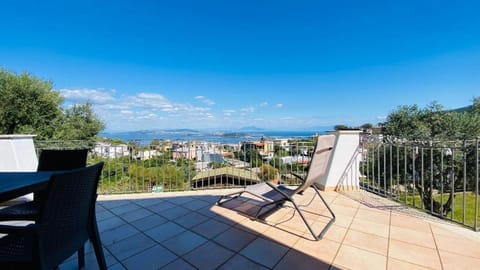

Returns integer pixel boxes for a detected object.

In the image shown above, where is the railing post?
[430,141,434,214]
[476,138,479,230]
[413,146,416,208]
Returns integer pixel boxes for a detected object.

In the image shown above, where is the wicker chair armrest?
[0,224,37,235]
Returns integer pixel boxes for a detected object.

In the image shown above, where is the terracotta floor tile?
[215,208,249,223]
[236,218,272,235]
[144,221,186,243]
[96,209,115,221]
[99,199,131,209]
[331,204,359,216]
[109,203,141,216]
[181,199,211,211]
[132,198,163,208]
[349,218,390,238]
[100,224,140,246]
[130,213,168,231]
[332,197,361,208]
[334,245,387,270]
[92,190,480,270]
[262,226,302,247]
[274,249,331,270]
[355,208,391,225]
[439,250,480,270]
[343,230,388,256]
[98,215,127,232]
[158,205,190,220]
[191,218,231,239]
[390,213,431,233]
[389,239,442,269]
[174,211,209,229]
[145,201,176,213]
[387,258,432,270]
[183,241,235,270]
[195,205,219,218]
[318,224,348,243]
[166,196,195,205]
[240,237,289,268]
[121,245,177,270]
[106,233,156,261]
[293,237,340,264]
[161,231,207,256]
[218,254,269,270]
[332,213,355,228]
[213,226,257,252]
[434,233,480,259]
[389,225,436,249]
[119,207,153,223]
[159,259,196,270]
[263,208,290,223]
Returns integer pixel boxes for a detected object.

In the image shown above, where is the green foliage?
[238,148,263,167]
[376,98,480,215]
[54,103,105,141]
[360,123,373,129]
[259,164,279,181]
[334,124,349,130]
[274,145,289,157]
[269,156,288,173]
[0,69,63,138]
[0,68,104,140]
[384,100,480,140]
[94,153,195,193]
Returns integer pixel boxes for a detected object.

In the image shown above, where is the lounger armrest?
[316,146,333,154]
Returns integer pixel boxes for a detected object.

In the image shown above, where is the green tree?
[361,123,373,129]
[334,124,349,131]
[0,68,104,140]
[259,164,279,181]
[0,69,63,138]
[366,98,480,216]
[383,100,480,140]
[53,103,105,141]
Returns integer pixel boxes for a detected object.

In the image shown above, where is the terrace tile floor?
[46,188,480,269]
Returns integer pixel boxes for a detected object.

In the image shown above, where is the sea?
[99,128,333,145]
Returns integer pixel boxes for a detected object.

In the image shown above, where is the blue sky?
[1,1,479,132]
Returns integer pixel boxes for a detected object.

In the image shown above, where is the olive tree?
[0,68,104,140]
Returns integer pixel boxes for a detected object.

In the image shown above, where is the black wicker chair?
[0,149,88,221]
[0,162,107,270]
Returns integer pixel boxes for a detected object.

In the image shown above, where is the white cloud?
[223,109,236,116]
[195,95,215,106]
[260,102,269,107]
[97,104,130,110]
[240,107,255,113]
[129,93,173,111]
[274,103,284,108]
[58,88,116,104]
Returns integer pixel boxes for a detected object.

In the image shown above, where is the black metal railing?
[35,138,316,194]
[360,135,480,231]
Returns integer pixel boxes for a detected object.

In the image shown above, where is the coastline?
[99,129,332,145]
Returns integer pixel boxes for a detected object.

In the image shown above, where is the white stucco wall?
[317,130,362,191]
[0,135,38,171]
